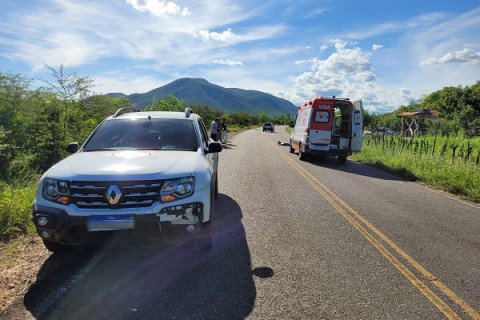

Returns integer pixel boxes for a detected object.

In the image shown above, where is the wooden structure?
[398,109,438,137]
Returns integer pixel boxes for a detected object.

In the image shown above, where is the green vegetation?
[0,180,37,238]
[0,67,478,238]
[352,133,480,202]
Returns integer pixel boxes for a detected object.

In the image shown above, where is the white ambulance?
[289,96,363,163]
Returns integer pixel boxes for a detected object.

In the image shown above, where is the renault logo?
[105,185,122,205]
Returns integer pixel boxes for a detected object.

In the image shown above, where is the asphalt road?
[15,127,480,319]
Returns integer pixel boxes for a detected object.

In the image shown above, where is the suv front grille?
[69,180,162,209]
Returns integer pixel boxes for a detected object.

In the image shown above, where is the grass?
[352,134,480,203]
[0,181,37,239]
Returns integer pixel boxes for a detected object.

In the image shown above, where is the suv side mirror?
[67,142,79,154]
[207,142,222,153]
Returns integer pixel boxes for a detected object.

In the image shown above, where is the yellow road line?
[272,141,479,319]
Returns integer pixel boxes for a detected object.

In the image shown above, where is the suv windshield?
[83,118,198,151]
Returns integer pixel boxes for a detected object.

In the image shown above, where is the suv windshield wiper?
[83,147,122,152]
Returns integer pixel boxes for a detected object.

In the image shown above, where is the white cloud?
[383,7,480,100]
[289,40,409,112]
[195,25,285,44]
[0,0,285,72]
[197,28,238,42]
[94,73,166,95]
[339,13,445,41]
[293,40,376,99]
[399,87,416,104]
[126,0,190,17]
[372,44,383,51]
[331,7,480,110]
[304,8,328,19]
[10,32,108,71]
[420,48,480,66]
[212,59,244,66]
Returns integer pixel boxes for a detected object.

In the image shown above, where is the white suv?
[32,108,222,253]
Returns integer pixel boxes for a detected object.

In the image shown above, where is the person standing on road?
[210,118,219,141]
[216,118,222,142]
[220,119,227,144]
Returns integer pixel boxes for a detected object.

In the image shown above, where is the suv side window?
[197,117,210,150]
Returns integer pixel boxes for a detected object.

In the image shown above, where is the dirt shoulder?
[0,235,50,314]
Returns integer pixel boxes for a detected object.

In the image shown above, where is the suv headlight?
[161,177,195,203]
[43,178,69,205]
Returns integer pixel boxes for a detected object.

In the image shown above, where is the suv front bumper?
[33,199,208,246]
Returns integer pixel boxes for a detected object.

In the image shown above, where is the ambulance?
[289,96,363,163]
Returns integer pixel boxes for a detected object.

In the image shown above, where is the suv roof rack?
[185,107,194,118]
[113,107,141,118]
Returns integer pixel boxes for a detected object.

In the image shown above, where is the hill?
[110,78,296,116]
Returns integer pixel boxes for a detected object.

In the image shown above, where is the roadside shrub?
[0,180,37,238]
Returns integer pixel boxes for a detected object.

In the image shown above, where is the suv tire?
[338,156,347,164]
[299,144,307,161]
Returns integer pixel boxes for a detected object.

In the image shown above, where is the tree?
[226,112,252,126]
[257,113,270,124]
[0,72,33,181]
[146,95,184,111]
[43,65,95,134]
[190,105,223,124]
[274,114,290,125]
[76,95,135,143]
[363,109,374,130]
[420,83,480,137]
[0,127,9,155]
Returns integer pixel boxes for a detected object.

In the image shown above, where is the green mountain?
[109,78,296,116]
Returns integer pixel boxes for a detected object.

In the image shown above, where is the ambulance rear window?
[314,111,329,123]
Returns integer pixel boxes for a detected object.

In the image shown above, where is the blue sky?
[0,0,479,113]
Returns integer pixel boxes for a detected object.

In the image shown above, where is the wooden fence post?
[452,145,458,164]
[465,142,472,163]
[440,142,447,158]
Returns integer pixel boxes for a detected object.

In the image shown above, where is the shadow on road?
[220,142,236,150]
[309,156,408,181]
[276,142,407,182]
[24,194,258,320]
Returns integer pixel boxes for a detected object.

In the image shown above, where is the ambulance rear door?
[309,100,333,151]
[351,99,363,152]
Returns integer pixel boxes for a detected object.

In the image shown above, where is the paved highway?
[19,127,480,319]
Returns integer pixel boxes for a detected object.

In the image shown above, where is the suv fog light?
[37,216,49,227]
[41,231,50,238]
[187,225,195,233]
